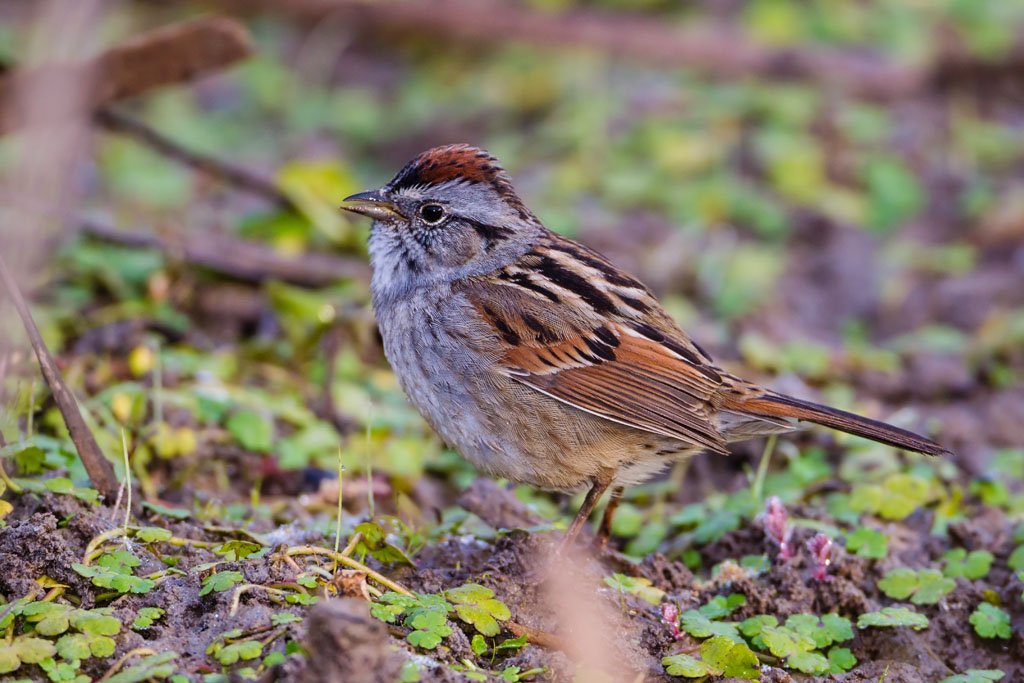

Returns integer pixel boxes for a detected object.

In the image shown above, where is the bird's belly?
[375,300,665,490]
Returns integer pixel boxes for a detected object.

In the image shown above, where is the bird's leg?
[560,474,613,552]
[596,486,625,549]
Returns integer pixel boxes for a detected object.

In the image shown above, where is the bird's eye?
[419,203,446,224]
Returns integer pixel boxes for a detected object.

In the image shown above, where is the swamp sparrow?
[342,145,948,549]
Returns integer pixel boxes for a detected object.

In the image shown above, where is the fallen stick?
[94,108,292,209]
[0,252,120,501]
[0,16,253,134]
[80,219,370,286]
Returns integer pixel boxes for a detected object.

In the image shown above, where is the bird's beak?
[340,190,401,220]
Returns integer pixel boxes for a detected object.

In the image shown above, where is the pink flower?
[661,603,682,640]
[762,496,794,561]
[807,533,834,581]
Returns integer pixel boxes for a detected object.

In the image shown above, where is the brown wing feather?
[461,269,730,452]
[511,330,729,453]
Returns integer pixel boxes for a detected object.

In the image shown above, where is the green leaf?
[72,611,121,636]
[132,607,165,630]
[912,570,956,605]
[215,540,263,562]
[271,612,302,626]
[263,651,286,668]
[471,634,487,656]
[785,613,853,649]
[447,583,511,637]
[845,527,888,559]
[760,625,815,658]
[877,568,955,604]
[21,602,73,636]
[1007,545,1024,572]
[857,607,929,630]
[216,640,264,665]
[135,526,173,543]
[662,653,712,678]
[701,635,759,679]
[698,594,746,619]
[199,570,244,596]
[969,603,1011,639]
[939,670,1006,683]
[141,502,190,520]
[493,633,528,653]
[827,646,857,673]
[56,633,91,660]
[878,568,918,599]
[679,611,742,642]
[943,549,994,580]
[226,410,273,453]
[788,651,830,675]
[44,477,75,494]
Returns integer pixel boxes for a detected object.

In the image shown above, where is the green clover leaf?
[679,611,742,642]
[785,613,853,649]
[216,640,264,665]
[132,607,165,630]
[845,527,888,559]
[942,549,994,580]
[788,651,830,675]
[447,583,510,637]
[662,653,712,677]
[701,635,759,679]
[759,625,815,658]
[969,603,1011,639]
[199,570,244,596]
[857,607,929,630]
[827,646,857,673]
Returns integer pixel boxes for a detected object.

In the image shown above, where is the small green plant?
[845,526,888,559]
[877,568,955,604]
[199,570,245,596]
[784,613,854,649]
[446,583,511,637]
[827,646,857,673]
[969,603,1011,639]
[662,635,759,679]
[942,549,994,580]
[353,520,414,565]
[857,607,929,630]
[132,607,165,630]
[371,592,453,649]
[0,636,56,674]
[72,551,156,594]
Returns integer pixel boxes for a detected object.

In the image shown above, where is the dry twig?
[0,253,120,500]
[80,219,370,286]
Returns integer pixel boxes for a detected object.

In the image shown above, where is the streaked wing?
[459,241,730,453]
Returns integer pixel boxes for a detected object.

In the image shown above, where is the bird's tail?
[725,392,950,457]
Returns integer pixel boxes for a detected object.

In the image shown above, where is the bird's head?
[341,144,540,298]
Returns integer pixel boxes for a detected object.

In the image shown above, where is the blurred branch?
[240,0,924,99]
[94,108,293,209]
[0,16,253,133]
[80,219,370,287]
[0,251,121,501]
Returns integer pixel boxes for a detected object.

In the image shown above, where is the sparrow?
[341,144,949,550]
